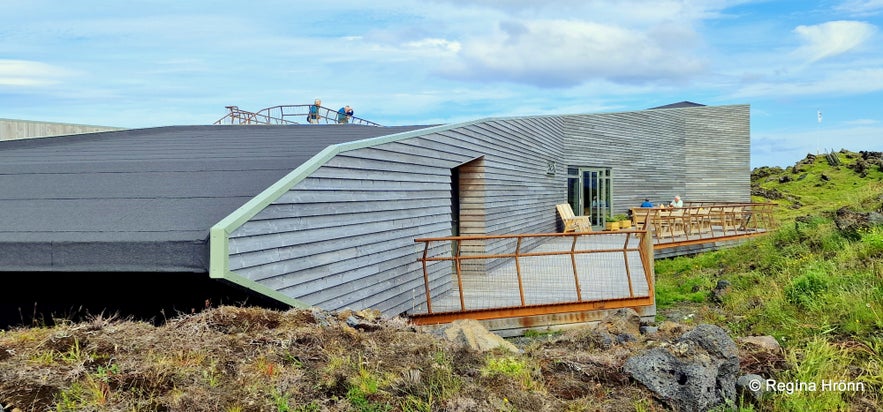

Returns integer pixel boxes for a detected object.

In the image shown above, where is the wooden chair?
[556,203,592,233]
[656,208,687,238]
[630,207,655,229]
[688,207,713,235]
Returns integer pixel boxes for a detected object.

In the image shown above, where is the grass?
[655,150,883,410]
[481,355,540,391]
[751,151,883,221]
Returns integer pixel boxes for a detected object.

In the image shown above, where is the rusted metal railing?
[410,230,654,323]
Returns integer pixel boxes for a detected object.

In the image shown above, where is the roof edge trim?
[211,268,311,309]
[334,123,466,153]
[208,143,343,290]
[211,122,471,238]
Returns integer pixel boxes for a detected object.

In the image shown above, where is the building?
[1,118,123,141]
[0,103,749,328]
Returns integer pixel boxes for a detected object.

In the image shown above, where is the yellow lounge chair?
[556,203,593,233]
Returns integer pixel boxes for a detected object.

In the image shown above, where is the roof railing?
[213,105,382,126]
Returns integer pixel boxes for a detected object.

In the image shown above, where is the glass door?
[567,167,612,228]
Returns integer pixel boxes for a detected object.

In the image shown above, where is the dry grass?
[0,306,679,412]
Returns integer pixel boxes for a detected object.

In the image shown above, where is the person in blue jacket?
[337,105,354,124]
[307,99,322,124]
[640,198,653,208]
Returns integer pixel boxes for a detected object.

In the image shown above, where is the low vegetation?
[656,149,883,410]
[0,149,881,411]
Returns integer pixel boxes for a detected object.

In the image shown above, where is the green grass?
[481,355,540,391]
[751,151,883,221]
[657,150,883,410]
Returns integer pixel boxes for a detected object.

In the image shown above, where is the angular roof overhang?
[0,124,431,273]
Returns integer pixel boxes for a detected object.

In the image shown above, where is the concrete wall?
[1,119,123,141]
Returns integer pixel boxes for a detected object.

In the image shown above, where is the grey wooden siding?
[683,105,751,202]
[228,117,568,316]
[226,105,749,316]
[562,104,749,216]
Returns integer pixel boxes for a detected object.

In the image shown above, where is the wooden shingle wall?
[561,104,749,216]
[226,105,749,316]
[227,117,568,316]
[682,105,751,202]
[562,110,684,215]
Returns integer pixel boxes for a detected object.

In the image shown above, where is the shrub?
[784,266,830,309]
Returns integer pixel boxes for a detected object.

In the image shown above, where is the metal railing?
[212,104,382,126]
[630,202,777,245]
[410,230,654,322]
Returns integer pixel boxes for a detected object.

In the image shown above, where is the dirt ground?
[0,305,782,412]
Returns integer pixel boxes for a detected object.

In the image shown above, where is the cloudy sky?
[2,0,881,167]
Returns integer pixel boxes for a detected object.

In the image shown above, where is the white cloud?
[0,60,71,87]
[835,0,883,16]
[792,20,877,63]
[844,118,879,125]
[734,68,883,98]
[2,0,880,173]
[403,38,462,53]
[440,19,707,88]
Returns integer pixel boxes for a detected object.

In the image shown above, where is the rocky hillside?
[751,149,883,220]
[0,305,789,412]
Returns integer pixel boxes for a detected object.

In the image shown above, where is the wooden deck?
[408,203,775,335]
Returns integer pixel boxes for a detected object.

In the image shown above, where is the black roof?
[0,124,431,272]
[649,101,706,109]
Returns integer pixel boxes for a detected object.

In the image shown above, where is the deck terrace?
[407,203,776,334]
[409,231,655,334]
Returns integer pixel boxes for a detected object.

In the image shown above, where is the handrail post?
[454,239,466,311]
[622,233,635,298]
[640,229,654,302]
[570,234,584,301]
[515,236,526,306]
[421,241,433,314]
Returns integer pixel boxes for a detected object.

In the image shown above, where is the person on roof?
[307,99,322,124]
[337,105,354,124]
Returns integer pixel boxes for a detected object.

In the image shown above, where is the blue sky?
[2,0,881,168]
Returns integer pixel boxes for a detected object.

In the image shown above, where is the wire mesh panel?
[412,231,653,316]
[516,253,580,305]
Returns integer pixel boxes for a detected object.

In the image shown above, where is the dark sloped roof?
[649,101,706,109]
[0,124,431,272]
